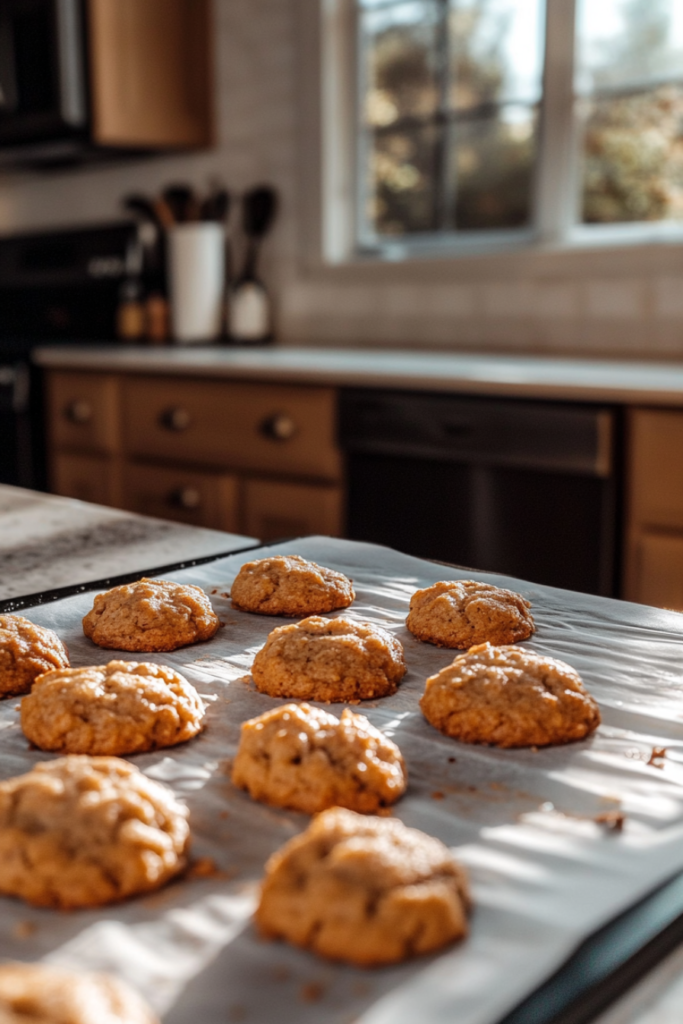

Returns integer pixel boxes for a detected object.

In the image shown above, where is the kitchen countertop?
[0,484,256,603]
[32,343,683,405]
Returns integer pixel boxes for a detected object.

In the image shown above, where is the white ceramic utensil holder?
[168,223,225,343]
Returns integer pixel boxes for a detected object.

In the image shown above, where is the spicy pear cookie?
[0,755,190,909]
[406,579,535,649]
[82,577,220,652]
[0,614,69,698]
[251,616,406,702]
[256,806,470,966]
[0,962,158,1024]
[230,555,354,616]
[232,702,406,814]
[21,660,205,756]
[420,641,601,748]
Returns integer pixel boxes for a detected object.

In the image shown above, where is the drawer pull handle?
[64,399,93,424]
[169,487,202,510]
[160,407,192,432]
[259,412,297,441]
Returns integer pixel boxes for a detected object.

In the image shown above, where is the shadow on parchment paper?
[163,919,431,1024]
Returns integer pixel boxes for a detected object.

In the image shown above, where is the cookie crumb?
[12,921,36,939]
[448,756,457,763]
[300,982,325,1003]
[187,857,220,879]
[431,791,445,800]
[595,811,626,832]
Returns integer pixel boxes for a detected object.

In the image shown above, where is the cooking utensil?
[163,184,199,223]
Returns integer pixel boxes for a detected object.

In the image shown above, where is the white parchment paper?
[3,536,683,1024]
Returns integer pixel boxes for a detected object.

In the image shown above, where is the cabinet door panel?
[629,410,683,529]
[88,0,213,148]
[52,453,120,507]
[634,530,683,612]
[243,480,342,542]
[48,372,120,456]
[122,377,341,480]
[121,462,239,532]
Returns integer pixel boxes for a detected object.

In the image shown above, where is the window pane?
[365,125,440,235]
[449,0,545,110]
[581,85,683,223]
[576,0,683,93]
[361,1,440,127]
[453,106,537,230]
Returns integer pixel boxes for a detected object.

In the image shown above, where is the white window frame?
[295,0,683,277]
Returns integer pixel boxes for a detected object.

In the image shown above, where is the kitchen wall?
[1,0,683,360]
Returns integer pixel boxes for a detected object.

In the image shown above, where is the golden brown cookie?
[231,555,354,616]
[20,660,205,756]
[232,702,406,814]
[251,616,406,702]
[82,578,220,652]
[420,641,601,748]
[256,807,470,966]
[0,962,158,1024]
[406,579,535,649]
[0,755,190,909]
[0,615,69,698]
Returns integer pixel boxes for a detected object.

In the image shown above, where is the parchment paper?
[3,536,683,1024]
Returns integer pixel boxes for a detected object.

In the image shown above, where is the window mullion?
[434,0,452,232]
[535,0,578,245]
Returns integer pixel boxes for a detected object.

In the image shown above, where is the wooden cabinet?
[52,452,121,507]
[625,409,683,610]
[121,377,341,479]
[47,372,120,456]
[46,370,343,541]
[121,463,239,532]
[87,0,213,150]
[243,479,343,541]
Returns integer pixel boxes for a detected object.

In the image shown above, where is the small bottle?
[116,238,145,342]
[228,275,272,343]
[145,290,170,344]
[116,277,145,342]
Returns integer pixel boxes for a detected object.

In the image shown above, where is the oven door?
[0,0,87,145]
[0,362,35,487]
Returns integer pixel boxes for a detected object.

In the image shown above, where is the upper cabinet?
[0,0,213,164]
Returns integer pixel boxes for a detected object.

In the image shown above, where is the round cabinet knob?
[169,486,202,510]
[64,399,93,424]
[160,407,192,432]
[259,412,297,441]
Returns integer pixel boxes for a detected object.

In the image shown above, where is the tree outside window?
[355,0,683,250]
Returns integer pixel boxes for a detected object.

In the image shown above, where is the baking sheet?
[3,536,683,1024]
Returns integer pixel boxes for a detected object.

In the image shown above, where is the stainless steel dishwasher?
[339,390,620,596]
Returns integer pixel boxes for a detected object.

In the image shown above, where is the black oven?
[0,221,136,490]
[340,389,621,597]
[0,0,87,147]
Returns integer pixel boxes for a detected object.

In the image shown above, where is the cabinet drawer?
[52,452,121,507]
[629,409,683,529]
[121,377,341,480]
[243,479,342,541]
[48,372,120,455]
[632,530,683,611]
[121,462,239,532]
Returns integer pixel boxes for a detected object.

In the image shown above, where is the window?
[348,0,683,255]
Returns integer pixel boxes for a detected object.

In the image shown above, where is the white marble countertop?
[0,485,256,602]
[32,343,683,405]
